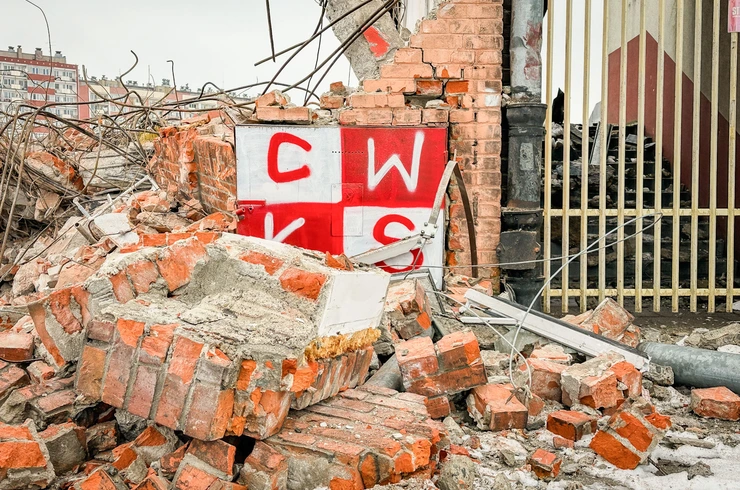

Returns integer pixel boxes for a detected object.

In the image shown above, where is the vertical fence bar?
[708,0,719,312]
[544,4,555,313]
[562,0,573,313]
[672,0,684,312]
[728,33,738,312]
[635,0,647,312]
[580,0,591,312]
[690,3,702,312]
[617,0,628,306]
[599,0,609,304]
[653,0,665,312]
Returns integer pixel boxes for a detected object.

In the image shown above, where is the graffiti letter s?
[267,132,312,183]
[373,214,423,273]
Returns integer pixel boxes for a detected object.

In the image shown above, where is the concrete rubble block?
[396,330,487,419]
[38,422,87,474]
[690,386,740,421]
[546,410,597,441]
[467,384,528,431]
[528,448,561,480]
[589,397,672,470]
[0,420,56,490]
[437,454,478,490]
[480,349,510,377]
[560,353,626,410]
[250,384,447,489]
[514,358,567,402]
[27,285,91,370]
[384,279,434,340]
[685,323,740,350]
[73,233,389,440]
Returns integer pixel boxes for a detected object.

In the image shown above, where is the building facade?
[0,45,79,119]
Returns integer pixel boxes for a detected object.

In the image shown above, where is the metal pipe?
[503,0,546,309]
[509,0,543,101]
[639,342,740,395]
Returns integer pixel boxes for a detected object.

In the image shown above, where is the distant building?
[77,78,229,122]
[0,45,80,119]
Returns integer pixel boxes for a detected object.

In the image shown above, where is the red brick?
[425,395,451,419]
[187,439,236,477]
[469,384,527,431]
[239,251,284,275]
[0,331,34,362]
[547,410,597,441]
[255,106,312,123]
[156,238,208,292]
[445,80,470,94]
[159,443,189,476]
[75,345,107,401]
[173,463,219,490]
[589,430,642,470]
[529,448,561,480]
[380,63,433,79]
[255,91,288,108]
[26,361,54,384]
[690,386,740,421]
[396,337,438,380]
[279,268,327,301]
[87,319,115,342]
[0,364,30,400]
[519,359,567,402]
[320,94,345,109]
[183,384,234,440]
[86,421,119,455]
[415,80,443,95]
[132,475,169,490]
[75,468,127,490]
[109,271,135,303]
[608,361,642,398]
[127,364,160,418]
[392,108,422,126]
[553,435,574,449]
[125,260,160,294]
[155,336,203,429]
[394,48,423,64]
[580,298,634,339]
[422,108,449,124]
[435,330,481,371]
[408,363,487,397]
[363,78,417,94]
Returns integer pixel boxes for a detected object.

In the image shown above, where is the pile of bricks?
[562,298,642,348]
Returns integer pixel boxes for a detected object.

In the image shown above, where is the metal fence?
[542,0,738,313]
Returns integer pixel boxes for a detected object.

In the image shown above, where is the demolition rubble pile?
[0,167,738,489]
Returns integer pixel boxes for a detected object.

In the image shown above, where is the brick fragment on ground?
[546,410,597,441]
[529,345,572,364]
[514,358,567,402]
[569,298,641,347]
[467,384,528,431]
[73,467,128,490]
[529,448,561,480]
[39,422,87,474]
[590,397,671,470]
[242,385,447,489]
[690,386,740,421]
[0,420,56,489]
[0,331,34,362]
[396,330,487,419]
[0,375,76,425]
[384,279,434,340]
[560,353,626,410]
[72,234,389,440]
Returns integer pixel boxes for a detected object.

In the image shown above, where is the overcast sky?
[5,0,355,102]
[6,0,602,120]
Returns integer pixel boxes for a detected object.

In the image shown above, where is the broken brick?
[0,420,55,489]
[0,331,34,362]
[546,410,597,441]
[690,386,740,421]
[590,397,671,470]
[467,384,528,431]
[39,422,87,474]
[529,448,561,480]
[384,280,434,340]
[516,358,567,402]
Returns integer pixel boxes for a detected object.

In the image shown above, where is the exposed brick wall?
[149,0,504,284]
[148,115,237,214]
[335,0,504,283]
